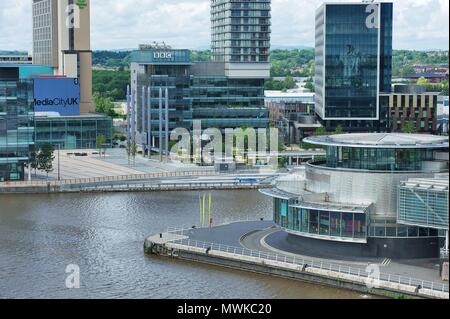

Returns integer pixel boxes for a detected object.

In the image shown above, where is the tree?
[304,81,315,92]
[315,127,328,136]
[96,134,107,157]
[334,125,343,135]
[417,77,429,86]
[93,93,117,117]
[36,144,55,179]
[126,140,138,165]
[402,121,418,134]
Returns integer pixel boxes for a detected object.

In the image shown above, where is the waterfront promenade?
[145,221,449,299]
[1,148,285,194]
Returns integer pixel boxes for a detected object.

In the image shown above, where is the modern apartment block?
[315,2,393,132]
[32,0,93,114]
[211,0,271,78]
[380,85,439,134]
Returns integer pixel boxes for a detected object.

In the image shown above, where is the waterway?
[0,190,368,299]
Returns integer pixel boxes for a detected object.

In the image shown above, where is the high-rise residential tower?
[315,2,393,132]
[211,0,271,78]
[32,0,93,113]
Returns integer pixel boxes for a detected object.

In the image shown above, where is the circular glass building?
[262,133,449,258]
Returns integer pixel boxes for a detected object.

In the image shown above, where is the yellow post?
[208,193,212,226]
[199,195,203,226]
[203,194,207,226]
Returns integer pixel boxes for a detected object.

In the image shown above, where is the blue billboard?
[34,78,80,116]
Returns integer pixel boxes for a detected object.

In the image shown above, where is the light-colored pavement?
[241,227,375,267]
[28,148,210,180]
[241,227,445,284]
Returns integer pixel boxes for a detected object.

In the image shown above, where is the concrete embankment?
[144,234,449,300]
[0,182,269,194]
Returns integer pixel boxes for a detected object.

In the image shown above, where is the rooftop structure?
[304,133,449,149]
[0,54,32,64]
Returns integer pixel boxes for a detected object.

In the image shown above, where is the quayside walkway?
[0,171,281,194]
[145,221,449,300]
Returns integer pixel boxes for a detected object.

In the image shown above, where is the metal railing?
[164,229,449,294]
[1,169,216,188]
[78,181,265,192]
[166,216,265,234]
[441,248,449,260]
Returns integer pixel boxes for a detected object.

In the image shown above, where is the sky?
[0,0,449,52]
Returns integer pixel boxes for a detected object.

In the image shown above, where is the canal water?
[0,190,366,299]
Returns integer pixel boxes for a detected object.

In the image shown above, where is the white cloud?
[0,0,448,51]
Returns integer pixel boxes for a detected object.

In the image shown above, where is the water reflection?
[0,191,365,299]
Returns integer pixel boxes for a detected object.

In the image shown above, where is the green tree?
[93,93,117,117]
[304,81,315,92]
[315,127,327,136]
[96,134,107,156]
[417,77,429,86]
[284,76,296,90]
[36,144,55,179]
[402,122,418,134]
[126,140,138,165]
[334,125,343,135]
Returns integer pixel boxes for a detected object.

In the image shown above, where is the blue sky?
[0,0,448,51]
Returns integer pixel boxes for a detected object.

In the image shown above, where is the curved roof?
[303,133,449,149]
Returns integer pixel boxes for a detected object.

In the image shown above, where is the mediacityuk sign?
[34,78,81,116]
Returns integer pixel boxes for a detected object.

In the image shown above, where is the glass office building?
[0,67,35,181]
[130,48,269,151]
[35,114,113,150]
[261,133,449,258]
[191,76,267,129]
[315,2,393,132]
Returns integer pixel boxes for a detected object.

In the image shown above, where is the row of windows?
[326,146,436,171]
[274,199,367,240]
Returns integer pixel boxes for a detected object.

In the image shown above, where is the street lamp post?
[57,144,61,181]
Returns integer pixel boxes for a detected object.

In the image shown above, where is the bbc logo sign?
[153,52,173,59]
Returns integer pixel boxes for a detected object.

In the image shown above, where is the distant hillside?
[93,49,448,77]
[92,49,449,99]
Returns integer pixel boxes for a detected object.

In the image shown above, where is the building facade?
[261,133,449,258]
[0,54,32,65]
[0,66,35,182]
[35,113,113,150]
[130,47,269,150]
[211,0,271,78]
[315,2,393,132]
[32,0,93,113]
[380,85,438,134]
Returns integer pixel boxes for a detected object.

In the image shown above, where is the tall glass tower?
[315,2,393,132]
